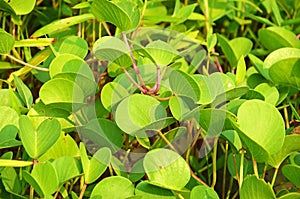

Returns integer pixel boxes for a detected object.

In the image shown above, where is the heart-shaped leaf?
[0,28,14,54]
[217,34,252,68]
[282,164,300,187]
[258,27,300,51]
[135,181,176,199]
[101,82,130,112]
[235,100,285,162]
[19,116,61,159]
[59,36,88,59]
[52,156,80,185]
[93,36,132,69]
[169,96,197,121]
[143,148,190,191]
[1,167,22,196]
[23,162,59,197]
[80,143,111,184]
[91,0,140,31]
[115,94,167,136]
[38,133,79,162]
[169,70,200,102]
[8,0,36,15]
[254,83,279,105]
[49,54,94,80]
[80,118,123,153]
[0,125,21,149]
[145,40,179,66]
[190,185,220,199]
[90,176,135,199]
[13,75,33,108]
[39,78,85,112]
[264,47,300,89]
[240,176,275,199]
[268,135,300,168]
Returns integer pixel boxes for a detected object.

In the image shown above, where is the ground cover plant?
[0,0,300,198]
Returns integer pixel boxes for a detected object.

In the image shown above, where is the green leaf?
[217,34,252,68]
[282,164,300,187]
[0,28,15,54]
[93,36,132,73]
[0,106,19,130]
[235,100,285,162]
[49,54,94,80]
[115,94,167,136]
[169,96,197,121]
[264,47,300,89]
[268,135,300,168]
[8,0,36,15]
[59,36,89,59]
[254,83,279,105]
[217,34,236,68]
[38,133,79,162]
[135,181,176,199]
[169,70,200,102]
[230,37,253,63]
[278,193,300,199]
[101,82,130,112]
[207,33,217,52]
[31,14,95,38]
[14,38,55,47]
[227,153,249,179]
[240,176,275,199]
[80,118,123,153]
[0,125,21,149]
[0,0,16,15]
[1,167,22,196]
[19,116,61,159]
[199,0,228,21]
[52,156,80,185]
[49,54,96,96]
[39,78,85,112]
[193,74,214,104]
[13,75,33,108]
[91,0,140,31]
[90,177,134,199]
[145,40,179,66]
[236,56,246,84]
[258,27,300,51]
[80,143,111,184]
[248,54,270,80]
[190,185,219,199]
[221,130,242,151]
[143,148,190,191]
[0,61,20,69]
[23,162,59,197]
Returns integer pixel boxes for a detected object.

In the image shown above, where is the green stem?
[211,139,218,188]
[225,177,233,199]
[239,149,245,189]
[157,130,177,152]
[271,167,279,187]
[5,54,49,71]
[203,0,211,33]
[232,153,240,185]
[252,156,259,178]
[222,141,229,199]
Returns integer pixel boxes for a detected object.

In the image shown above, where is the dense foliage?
[1,0,300,198]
